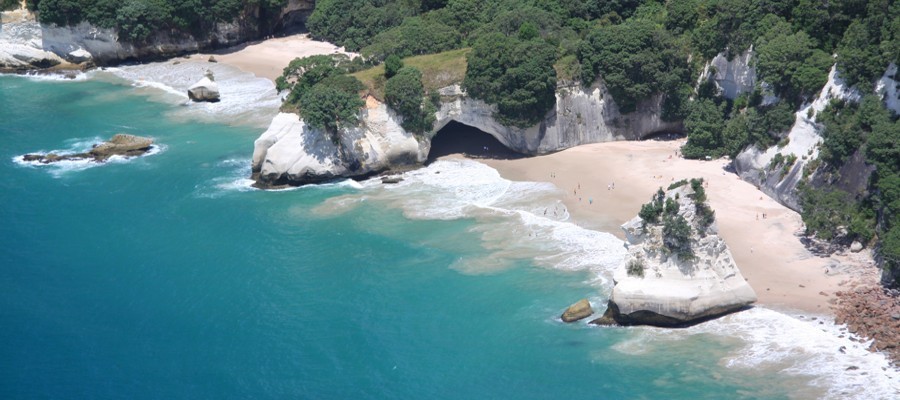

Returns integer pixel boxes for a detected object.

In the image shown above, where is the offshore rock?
[591,185,756,327]
[187,71,220,102]
[23,134,153,163]
[561,299,594,323]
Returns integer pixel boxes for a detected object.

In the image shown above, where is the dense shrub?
[385,67,435,134]
[463,32,557,127]
[662,214,693,260]
[384,55,403,79]
[361,15,461,62]
[579,18,690,114]
[298,75,365,142]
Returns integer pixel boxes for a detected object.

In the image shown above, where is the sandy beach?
[189,34,353,82]
[199,33,882,317]
[479,139,881,315]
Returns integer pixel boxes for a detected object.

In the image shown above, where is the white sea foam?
[695,308,899,399]
[13,141,165,177]
[3,70,91,82]
[95,60,281,128]
[611,307,900,399]
[314,159,628,281]
[307,159,900,397]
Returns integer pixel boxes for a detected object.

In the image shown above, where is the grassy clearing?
[351,48,471,100]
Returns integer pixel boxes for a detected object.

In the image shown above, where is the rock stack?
[188,70,220,102]
[591,181,757,327]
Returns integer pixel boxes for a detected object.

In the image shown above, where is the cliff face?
[252,103,424,186]
[733,65,862,211]
[252,82,682,186]
[0,3,315,71]
[592,184,757,327]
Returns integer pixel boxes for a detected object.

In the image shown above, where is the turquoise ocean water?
[1,68,897,399]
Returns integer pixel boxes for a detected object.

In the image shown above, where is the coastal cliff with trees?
[4,1,899,292]
[256,0,899,289]
[0,0,313,68]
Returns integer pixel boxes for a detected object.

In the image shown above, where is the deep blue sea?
[1,66,897,399]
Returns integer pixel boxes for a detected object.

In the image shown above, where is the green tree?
[385,67,435,133]
[756,28,832,100]
[361,15,461,62]
[579,18,690,113]
[681,99,726,159]
[384,54,403,79]
[298,76,365,142]
[1,0,20,11]
[837,20,885,91]
[276,55,345,105]
[663,214,693,259]
[464,32,557,127]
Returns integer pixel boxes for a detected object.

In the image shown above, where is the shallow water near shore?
[1,74,898,399]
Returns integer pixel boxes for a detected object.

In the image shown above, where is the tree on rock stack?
[299,75,365,144]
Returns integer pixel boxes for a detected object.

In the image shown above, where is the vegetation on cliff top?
[638,179,714,261]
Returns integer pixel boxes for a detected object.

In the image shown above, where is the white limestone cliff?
[252,102,424,186]
[252,82,682,186]
[706,49,757,100]
[0,4,314,71]
[733,65,861,210]
[593,184,757,327]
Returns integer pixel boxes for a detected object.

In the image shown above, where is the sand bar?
[479,139,881,315]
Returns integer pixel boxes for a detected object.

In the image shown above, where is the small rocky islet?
[22,133,154,164]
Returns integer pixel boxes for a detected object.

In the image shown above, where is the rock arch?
[426,121,522,163]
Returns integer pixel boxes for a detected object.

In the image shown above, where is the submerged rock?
[23,133,154,164]
[561,299,594,323]
[187,70,220,102]
[590,184,756,328]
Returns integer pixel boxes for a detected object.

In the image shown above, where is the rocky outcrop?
[0,3,316,71]
[733,65,861,211]
[561,299,594,323]
[252,81,683,187]
[834,285,900,365]
[876,63,899,115]
[23,134,154,163]
[252,106,425,187]
[590,184,757,327]
[188,70,220,102]
[705,49,757,100]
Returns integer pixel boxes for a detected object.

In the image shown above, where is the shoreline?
[188,33,354,82]
[475,139,882,316]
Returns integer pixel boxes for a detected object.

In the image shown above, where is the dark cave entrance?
[426,121,524,163]
[640,131,686,141]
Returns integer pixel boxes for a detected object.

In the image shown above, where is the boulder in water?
[67,48,92,64]
[561,299,594,322]
[22,134,154,164]
[188,70,220,102]
[89,134,154,160]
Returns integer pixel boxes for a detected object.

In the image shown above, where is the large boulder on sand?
[561,299,594,322]
[187,70,220,102]
[591,183,756,327]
